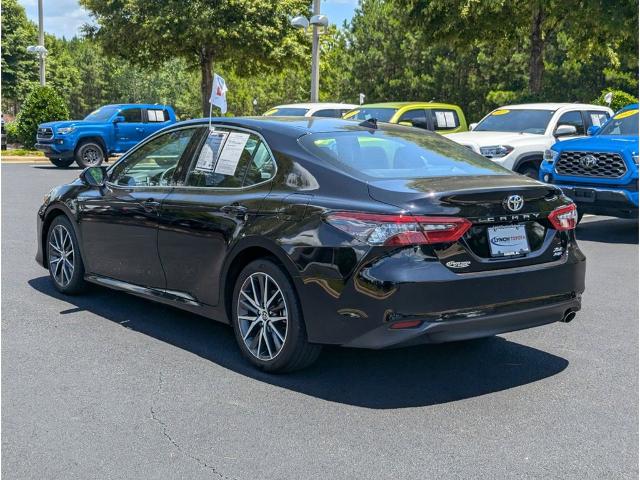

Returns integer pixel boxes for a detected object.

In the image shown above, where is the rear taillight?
[325,212,471,246]
[548,204,578,231]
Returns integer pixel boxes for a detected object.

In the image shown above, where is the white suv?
[448,103,613,177]
[263,102,357,118]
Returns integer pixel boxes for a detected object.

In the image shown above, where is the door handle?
[221,204,248,219]
[135,127,145,132]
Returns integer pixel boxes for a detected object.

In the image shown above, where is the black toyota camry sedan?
[36,117,585,372]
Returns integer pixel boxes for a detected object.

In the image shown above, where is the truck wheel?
[75,141,105,168]
[50,158,74,168]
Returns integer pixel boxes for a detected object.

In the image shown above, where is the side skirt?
[84,274,229,324]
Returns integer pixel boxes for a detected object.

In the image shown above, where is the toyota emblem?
[504,194,524,212]
[579,154,598,169]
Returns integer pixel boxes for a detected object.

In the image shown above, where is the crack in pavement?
[150,371,237,480]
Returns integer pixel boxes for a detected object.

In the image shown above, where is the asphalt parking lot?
[2,162,638,479]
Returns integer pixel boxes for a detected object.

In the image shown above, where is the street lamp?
[27,0,46,85]
[291,0,329,102]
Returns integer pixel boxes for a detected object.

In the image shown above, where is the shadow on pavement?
[29,275,569,409]
[576,217,638,244]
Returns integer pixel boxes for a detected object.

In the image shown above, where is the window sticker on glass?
[195,131,228,172]
[214,132,250,176]
[435,111,456,128]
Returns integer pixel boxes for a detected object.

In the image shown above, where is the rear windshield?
[344,108,397,122]
[599,109,638,135]
[264,107,309,116]
[299,129,509,179]
[475,109,555,134]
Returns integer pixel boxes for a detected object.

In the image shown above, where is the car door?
[157,126,277,306]
[397,109,431,130]
[77,126,202,288]
[554,110,585,140]
[113,107,147,152]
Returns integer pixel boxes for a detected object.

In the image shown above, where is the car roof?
[497,103,609,111]
[270,103,358,110]
[176,116,409,138]
[102,103,171,109]
[352,101,460,109]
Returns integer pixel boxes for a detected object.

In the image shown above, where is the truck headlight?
[479,145,514,158]
[56,127,75,135]
[544,149,559,163]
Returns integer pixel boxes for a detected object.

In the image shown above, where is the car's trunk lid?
[367,175,568,272]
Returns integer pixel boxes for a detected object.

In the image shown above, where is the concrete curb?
[2,156,48,163]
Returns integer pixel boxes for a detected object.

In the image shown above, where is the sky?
[21,0,359,39]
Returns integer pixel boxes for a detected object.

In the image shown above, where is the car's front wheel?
[50,158,74,168]
[231,258,321,373]
[47,216,86,294]
[75,141,105,168]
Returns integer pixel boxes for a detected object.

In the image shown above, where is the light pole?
[291,0,329,102]
[27,0,46,85]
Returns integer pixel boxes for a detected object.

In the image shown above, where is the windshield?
[84,106,120,122]
[599,109,639,136]
[263,107,309,116]
[475,109,555,134]
[344,108,397,122]
[299,129,509,179]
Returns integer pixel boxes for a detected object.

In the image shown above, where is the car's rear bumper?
[343,295,580,348]
[295,243,586,348]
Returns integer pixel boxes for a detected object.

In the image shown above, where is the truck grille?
[37,127,53,140]
[555,151,627,179]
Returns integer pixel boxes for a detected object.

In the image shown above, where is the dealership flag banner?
[210,73,228,114]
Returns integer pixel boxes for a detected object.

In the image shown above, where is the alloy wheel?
[48,224,75,287]
[237,272,289,361]
[82,147,102,166]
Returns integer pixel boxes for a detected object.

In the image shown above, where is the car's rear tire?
[231,258,322,373]
[50,158,74,168]
[75,141,105,168]
[46,215,86,294]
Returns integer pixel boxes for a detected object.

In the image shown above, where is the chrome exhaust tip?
[560,309,577,323]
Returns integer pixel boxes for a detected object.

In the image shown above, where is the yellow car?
[343,102,468,134]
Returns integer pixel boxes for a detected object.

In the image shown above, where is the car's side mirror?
[80,166,107,187]
[113,115,126,123]
[587,125,600,136]
[469,122,478,131]
[554,124,577,137]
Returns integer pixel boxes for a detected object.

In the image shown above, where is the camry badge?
[504,194,524,212]
[579,154,598,169]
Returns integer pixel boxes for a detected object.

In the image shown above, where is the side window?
[431,109,460,130]
[313,109,340,118]
[120,108,143,123]
[398,109,429,129]
[588,110,610,128]
[185,130,274,188]
[243,142,276,186]
[147,109,169,122]
[110,128,198,187]
[557,111,584,135]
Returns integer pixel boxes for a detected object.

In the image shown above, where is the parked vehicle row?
[37,116,585,372]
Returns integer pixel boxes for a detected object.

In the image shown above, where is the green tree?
[1,0,39,113]
[15,86,69,148]
[80,0,311,116]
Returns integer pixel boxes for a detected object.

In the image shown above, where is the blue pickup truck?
[35,103,177,168]
[540,103,639,222]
